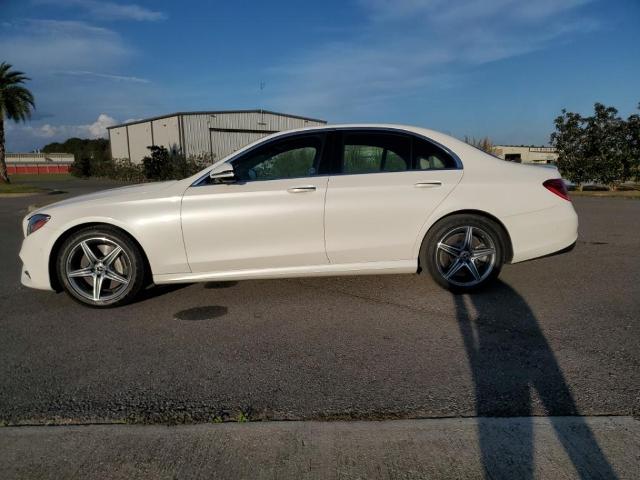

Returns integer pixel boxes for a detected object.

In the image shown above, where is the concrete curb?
[1,416,637,479]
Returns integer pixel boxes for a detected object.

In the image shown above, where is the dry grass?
[0,183,47,194]
[570,190,640,199]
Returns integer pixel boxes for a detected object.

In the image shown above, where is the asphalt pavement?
[0,177,639,478]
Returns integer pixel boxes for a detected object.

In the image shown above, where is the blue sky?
[2,0,639,151]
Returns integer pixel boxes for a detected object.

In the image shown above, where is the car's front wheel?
[57,226,146,307]
[421,214,506,292]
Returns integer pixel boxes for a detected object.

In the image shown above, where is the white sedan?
[19,125,578,307]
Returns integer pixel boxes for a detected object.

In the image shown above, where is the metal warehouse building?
[107,110,326,163]
[494,145,558,164]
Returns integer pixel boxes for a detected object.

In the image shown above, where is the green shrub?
[71,145,213,183]
[69,156,92,177]
[110,159,145,183]
[142,146,211,181]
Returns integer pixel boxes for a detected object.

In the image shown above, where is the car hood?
[33,181,181,214]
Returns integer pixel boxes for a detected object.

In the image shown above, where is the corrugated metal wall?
[128,121,153,162]
[109,111,325,163]
[209,130,268,160]
[151,116,181,153]
[182,111,325,161]
[109,126,129,159]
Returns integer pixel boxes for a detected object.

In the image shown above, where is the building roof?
[495,145,555,149]
[107,110,327,129]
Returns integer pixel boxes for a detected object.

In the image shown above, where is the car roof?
[262,123,468,152]
[187,123,518,185]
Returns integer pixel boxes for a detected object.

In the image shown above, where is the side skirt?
[153,260,417,284]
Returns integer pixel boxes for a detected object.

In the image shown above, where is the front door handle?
[414,181,442,188]
[287,186,317,193]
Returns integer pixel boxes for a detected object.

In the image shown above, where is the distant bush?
[142,146,211,181]
[106,159,145,183]
[70,145,213,183]
[70,156,143,182]
[69,156,92,177]
[464,136,496,154]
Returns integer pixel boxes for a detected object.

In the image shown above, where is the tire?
[420,214,506,292]
[57,226,146,307]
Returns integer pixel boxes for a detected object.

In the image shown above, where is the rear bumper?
[504,203,578,264]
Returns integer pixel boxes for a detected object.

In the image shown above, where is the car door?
[181,132,330,274]
[324,129,463,264]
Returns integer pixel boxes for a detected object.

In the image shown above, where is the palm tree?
[0,62,35,184]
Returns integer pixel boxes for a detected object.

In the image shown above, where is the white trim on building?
[494,145,558,164]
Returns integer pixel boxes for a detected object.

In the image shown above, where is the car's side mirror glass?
[209,164,236,183]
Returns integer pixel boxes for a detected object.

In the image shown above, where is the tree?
[0,62,35,184]
[142,145,169,180]
[44,137,111,176]
[464,136,496,154]
[583,103,625,188]
[624,104,640,182]
[550,102,637,190]
[43,137,110,163]
[550,110,592,190]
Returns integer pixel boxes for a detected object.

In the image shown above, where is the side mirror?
[209,164,236,183]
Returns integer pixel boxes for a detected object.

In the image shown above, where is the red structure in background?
[7,164,71,175]
[6,153,74,175]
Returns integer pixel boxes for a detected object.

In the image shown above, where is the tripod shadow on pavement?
[453,280,617,479]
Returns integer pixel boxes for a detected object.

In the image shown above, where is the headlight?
[27,214,51,236]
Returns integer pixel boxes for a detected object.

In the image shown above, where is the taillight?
[543,179,570,201]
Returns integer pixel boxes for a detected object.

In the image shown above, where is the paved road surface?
[0,180,638,425]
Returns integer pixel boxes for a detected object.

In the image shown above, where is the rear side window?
[412,137,457,170]
[342,133,411,174]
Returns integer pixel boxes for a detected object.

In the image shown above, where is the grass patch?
[2,173,73,195]
[235,411,249,423]
[9,173,73,182]
[0,183,47,194]
[570,190,640,199]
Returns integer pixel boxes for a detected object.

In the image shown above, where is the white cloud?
[363,0,592,22]
[86,113,118,137]
[15,114,118,143]
[267,0,598,115]
[0,19,133,72]
[59,70,150,83]
[33,0,166,21]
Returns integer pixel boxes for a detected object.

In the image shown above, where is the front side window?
[342,133,411,174]
[233,134,324,181]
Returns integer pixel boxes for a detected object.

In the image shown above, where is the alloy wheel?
[64,237,132,303]
[434,225,497,287]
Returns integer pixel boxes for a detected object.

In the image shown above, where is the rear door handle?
[287,186,317,193]
[414,181,442,188]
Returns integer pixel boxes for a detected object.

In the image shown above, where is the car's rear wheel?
[421,214,505,292]
[57,226,146,307]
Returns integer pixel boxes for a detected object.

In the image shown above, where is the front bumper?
[19,231,55,291]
